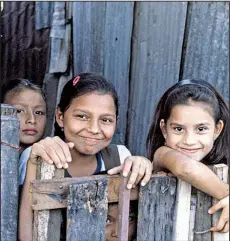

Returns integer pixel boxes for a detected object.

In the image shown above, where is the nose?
[87,119,100,134]
[25,111,36,124]
[111,221,118,238]
[182,131,197,145]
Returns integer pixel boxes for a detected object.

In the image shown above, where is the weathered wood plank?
[193,190,212,241]
[117,176,131,241]
[66,179,108,241]
[30,175,140,210]
[136,176,177,241]
[1,104,20,241]
[173,179,192,241]
[181,2,229,102]
[127,2,187,156]
[211,164,228,241]
[32,162,64,241]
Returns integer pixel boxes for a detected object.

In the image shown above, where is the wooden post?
[66,179,108,241]
[1,104,20,241]
[211,164,229,241]
[32,162,64,241]
[136,175,177,241]
[117,176,131,241]
[173,179,192,241]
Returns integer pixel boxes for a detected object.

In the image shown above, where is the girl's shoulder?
[101,144,131,169]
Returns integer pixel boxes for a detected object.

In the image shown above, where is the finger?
[107,165,123,175]
[210,213,226,232]
[222,221,229,233]
[208,200,223,214]
[67,142,74,149]
[140,166,153,187]
[31,143,53,165]
[134,164,146,186]
[55,137,72,167]
[44,145,63,169]
[122,157,134,177]
[127,162,140,189]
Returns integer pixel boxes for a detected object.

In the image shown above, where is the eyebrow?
[14,103,46,108]
[72,109,116,117]
[170,122,211,127]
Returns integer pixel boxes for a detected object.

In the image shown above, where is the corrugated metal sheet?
[181,2,229,102]
[1,2,50,86]
[35,2,53,30]
[127,2,187,156]
[73,2,134,144]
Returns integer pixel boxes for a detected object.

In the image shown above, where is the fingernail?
[57,164,62,169]
[141,182,145,186]
[127,184,132,189]
[123,172,128,177]
[208,209,212,214]
[63,163,69,169]
[67,156,72,162]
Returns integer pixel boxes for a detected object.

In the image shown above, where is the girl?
[146,79,229,233]
[19,73,152,240]
[2,78,47,185]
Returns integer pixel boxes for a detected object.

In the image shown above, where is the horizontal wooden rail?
[30,173,168,210]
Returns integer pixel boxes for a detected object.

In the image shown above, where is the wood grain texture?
[30,175,139,210]
[193,191,212,241]
[66,179,108,241]
[136,176,177,241]
[173,179,192,241]
[211,164,229,241]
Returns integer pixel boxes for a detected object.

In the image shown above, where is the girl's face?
[4,89,47,146]
[105,203,137,241]
[56,92,117,155]
[160,102,224,162]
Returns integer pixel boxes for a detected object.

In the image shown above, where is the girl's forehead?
[169,102,214,121]
[69,92,115,108]
[5,89,46,106]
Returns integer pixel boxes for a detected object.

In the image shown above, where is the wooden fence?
[29,162,229,241]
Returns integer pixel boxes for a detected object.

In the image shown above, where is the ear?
[55,107,64,128]
[160,119,167,139]
[214,120,224,140]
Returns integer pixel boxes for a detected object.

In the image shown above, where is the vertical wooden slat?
[1,104,20,241]
[66,179,108,241]
[127,2,187,156]
[32,163,64,241]
[173,179,192,241]
[181,2,229,102]
[193,191,212,241]
[117,176,131,241]
[103,2,134,144]
[136,176,177,241]
[211,164,229,241]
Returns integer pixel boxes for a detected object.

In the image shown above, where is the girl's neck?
[67,149,98,177]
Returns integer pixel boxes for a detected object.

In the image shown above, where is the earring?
[61,127,64,131]
[164,140,167,146]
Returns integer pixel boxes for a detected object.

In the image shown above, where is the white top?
[19,145,131,185]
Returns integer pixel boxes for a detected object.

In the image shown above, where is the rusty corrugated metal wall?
[1,2,50,86]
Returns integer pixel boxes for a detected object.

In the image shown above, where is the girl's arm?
[19,159,37,241]
[153,146,229,200]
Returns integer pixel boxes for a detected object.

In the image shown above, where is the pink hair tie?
[73,76,80,86]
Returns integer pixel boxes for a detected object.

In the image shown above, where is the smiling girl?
[146,79,229,233]
[19,73,152,241]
